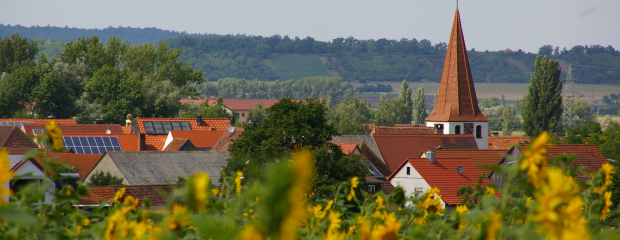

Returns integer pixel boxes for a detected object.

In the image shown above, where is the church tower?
[425,9,489,149]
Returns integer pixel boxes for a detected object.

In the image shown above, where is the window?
[414,187,423,197]
[363,162,384,178]
[406,167,411,175]
[143,121,191,134]
[476,125,482,138]
[368,185,376,192]
[236,113,240,117]
[242,113,245,117]
[455,125,461,134]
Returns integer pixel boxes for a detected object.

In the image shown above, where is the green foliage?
[572,100,596,127]
[269,54,330,80]
[247,102,267,125]
[375,94,411,126]
[218,78,248,98]
[329,98,373,135]
[400,80,413,123]
[412,87,428,124]
[84,65,144,124]
[522,56,563,137]
[502,105,516,136]
[355,83,393,93]
[0,33,38,74]
[224,98,367,196]
[456,173,486,209]
[480,96,501,108]
[87,170,124,186]
[481,106,503,131]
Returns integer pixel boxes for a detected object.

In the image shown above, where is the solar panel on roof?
[143,121,192,134]
[0,121,34,128]
[63,136,123,154]
[33,129,45,134]
[363,162,383,178]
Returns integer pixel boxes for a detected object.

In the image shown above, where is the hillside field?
[268,54,331,80]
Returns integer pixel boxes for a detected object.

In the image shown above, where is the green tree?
[522,56,563,137]
[87,171,124,186]
[223,98,367,195]
[500,94,505,106]
[412,87,427,124]
[480,96,501,108]
[330,98,374,135]
[502,105,516,136]
[572,100,595,127]
[0,33,38,74]
[247,102,268,125]
[218,78,248,99]
[399,80,413,123]
[84,65,143,124]
[481,106,503,131]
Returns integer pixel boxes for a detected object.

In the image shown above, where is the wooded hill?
[3,25,619,84]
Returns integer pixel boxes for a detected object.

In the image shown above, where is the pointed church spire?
[426,10,489,122]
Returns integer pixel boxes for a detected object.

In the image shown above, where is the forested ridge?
[3,25,619,84]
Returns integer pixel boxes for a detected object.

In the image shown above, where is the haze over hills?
[2,25,619,85]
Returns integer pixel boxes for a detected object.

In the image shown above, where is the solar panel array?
[143,121,191,134]
[33,129,45,134]
[0,121,34,128]
[63,136,122,154]
[363,162,384,178]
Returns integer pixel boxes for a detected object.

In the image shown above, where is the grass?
[268,54,330,80]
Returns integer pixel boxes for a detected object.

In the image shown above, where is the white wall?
[84,155,126,185]
[11,160,56,204]
[426,121,489,149]
[389,162,446,208]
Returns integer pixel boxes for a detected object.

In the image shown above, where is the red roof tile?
[81,186,115,205]
[0,118,77,125]
[332,142,360,154]
[517,144,608,174]
[390,158,493,205]
[488,136,530,150]
[169,130,226,148]
[32,153,104,180]
[61,134,138,151]
[373,134,479,172]
[0,126,38,148]
[211,128,244,152]
[163,138,197,151]
[424,149,508,170]
[110,185,176,207]
[23,124,124,135]
[426,10,489,122]
[373,126,436,135]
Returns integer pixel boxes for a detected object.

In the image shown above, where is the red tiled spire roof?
[426,10,489,122]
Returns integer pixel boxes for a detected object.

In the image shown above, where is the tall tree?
[412,87,427,124]
[522,56,563,137]
[84,65,143,124]
[0,33,38,74]
[502,105,515,136]
[330,98,374,135]
[399,80,413,123]
[247,102,268,125]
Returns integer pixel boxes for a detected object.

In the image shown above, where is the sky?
[1,0,619,53]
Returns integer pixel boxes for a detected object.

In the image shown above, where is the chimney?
[426,150,435,163]
[153,114,158,118]
[139,134,146,151]
[196,115,202,126]
[93,119,104,124]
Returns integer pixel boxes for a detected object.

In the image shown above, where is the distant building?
[425,9,490,149]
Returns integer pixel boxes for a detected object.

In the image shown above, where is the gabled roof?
[426,10,488,122]
[330,135,386,165]
[211,128,244,152]
[422,149,508,170]
[80,186,115,205]
[373,134,478,172]
[100,152,231,186]
[134,117,231,134]
[514,144,608,174]
[61,133,138,152]
[373,126,436,135]
[0,118,77,125]
[163,138,197,151]
[389,157,493,205]
[488,136,530,150]
[110,184,176,207]
[168,130,225,148]
[23,124,124,135]
[331,142,362,154]
[32,153,104,180]
[0,126,38,148]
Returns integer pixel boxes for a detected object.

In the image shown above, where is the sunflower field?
[1,122,619,239]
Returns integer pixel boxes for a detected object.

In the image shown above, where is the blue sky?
[1,0,618,53]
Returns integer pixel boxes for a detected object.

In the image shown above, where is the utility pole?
[562,64,574,127]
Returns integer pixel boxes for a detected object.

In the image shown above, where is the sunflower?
[600,191,612,220]
[520,132,549,189]
[235,171,243,195]
[45,120,64,152]
[0,148,13,206]
[346,177,359,201]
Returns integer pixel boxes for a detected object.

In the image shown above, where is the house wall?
[235,110,250,123]
[11,161,55,204]
[389,162,446,208]
[426,121,489,149]
[491,147,521,189]
[84,155,127,185]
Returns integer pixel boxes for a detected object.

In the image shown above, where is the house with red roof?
[0,119,77,130]
[424,9,490,149]
[418,149,508,175]
[31,153,105,181]
[7,155,55,204]
[163,130,226,151]
[388,157,494,211]
[22,124,125,136]
[373,134,478,173]
[131,117,231,151]
[487,136,530,150]
[492,144,610,189]
[330,141,394,194]
[0,126,38,148]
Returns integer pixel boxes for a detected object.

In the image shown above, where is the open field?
[268,54,330,80]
